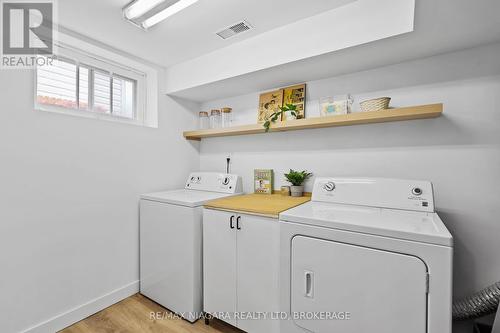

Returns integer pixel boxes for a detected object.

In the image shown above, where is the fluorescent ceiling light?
[141,0,199,29]
[124,0,164,20]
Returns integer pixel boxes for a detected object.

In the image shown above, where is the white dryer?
[140,172,242,322]
[279,178,453,333]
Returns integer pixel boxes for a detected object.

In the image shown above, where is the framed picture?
[258,90,283,123]
[254,169,273,195]
[282,84,306,121]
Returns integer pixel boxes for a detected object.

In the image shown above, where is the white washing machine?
[279,178,453,333]
[140,172,242,322]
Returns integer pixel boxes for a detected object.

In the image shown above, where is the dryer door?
[291,236,427,333]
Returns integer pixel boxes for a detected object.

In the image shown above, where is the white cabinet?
[203,209,238,326]
[203,209,279,333]
[236,213,280,333]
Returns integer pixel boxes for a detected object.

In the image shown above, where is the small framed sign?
[254,169,273,194]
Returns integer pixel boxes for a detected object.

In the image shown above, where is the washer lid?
[280,201,452,247]
[140,189,240,207]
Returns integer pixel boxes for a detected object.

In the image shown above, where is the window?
[34,33,158,128]
[37,56,137,120]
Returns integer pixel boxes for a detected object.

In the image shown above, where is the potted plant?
[284,169,313,197]
[263,104,301,132]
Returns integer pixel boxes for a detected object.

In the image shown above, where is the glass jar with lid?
[221,107,232,128]
[199,111,209,129]
[209,109,221,129]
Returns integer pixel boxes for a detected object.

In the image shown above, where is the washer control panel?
[312,177,435,212]
[185,172,242,194]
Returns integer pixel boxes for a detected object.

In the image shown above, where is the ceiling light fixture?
[124,0,164,20]
[123,0,200,30]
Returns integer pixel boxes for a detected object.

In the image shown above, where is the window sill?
[35,104,158,128]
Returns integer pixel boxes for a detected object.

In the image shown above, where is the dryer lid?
[280,201,452,246]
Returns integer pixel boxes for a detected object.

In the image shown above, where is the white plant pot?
[290,185,304,197]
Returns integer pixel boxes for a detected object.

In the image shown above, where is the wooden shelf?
[184,103,443,141]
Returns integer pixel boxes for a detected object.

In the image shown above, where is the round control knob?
[222,177,230,185]
[412,187,423,196]
[323,182,336,192]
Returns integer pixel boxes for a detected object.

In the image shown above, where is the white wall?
[0,67,199,332]
[200,43,500,332]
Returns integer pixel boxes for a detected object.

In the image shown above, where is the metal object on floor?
[453,281,500,321]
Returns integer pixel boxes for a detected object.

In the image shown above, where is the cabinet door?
[236,214,280,333]
[203,209,237,326]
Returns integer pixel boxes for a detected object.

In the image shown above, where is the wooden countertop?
[204,193,311,218]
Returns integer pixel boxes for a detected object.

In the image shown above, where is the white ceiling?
[58,0,354,67]
[161,0,500,101]
[58,0,500,89]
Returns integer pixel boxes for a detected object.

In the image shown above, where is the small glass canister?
[199,111,209,129]
[281,186,291,196]
[221,107,233,128]
[210,109,221,129]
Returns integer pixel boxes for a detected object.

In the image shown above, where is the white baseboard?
[22,280,139,333]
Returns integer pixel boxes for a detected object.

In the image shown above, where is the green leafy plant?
[284,169,313,186]
[263,104,300,132]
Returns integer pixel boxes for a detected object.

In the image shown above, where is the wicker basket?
[360,97,391,112]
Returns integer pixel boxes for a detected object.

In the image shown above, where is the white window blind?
[37,58,78,109]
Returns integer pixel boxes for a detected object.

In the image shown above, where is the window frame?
[33,32,158,128]
[111,72,138,119]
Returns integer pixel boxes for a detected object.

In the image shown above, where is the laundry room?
[0,1,499,333]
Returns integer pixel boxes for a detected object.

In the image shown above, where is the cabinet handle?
[236,216,241,230]
[230,215,235,229]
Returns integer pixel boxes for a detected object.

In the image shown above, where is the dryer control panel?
[312,177,435,212]
[185,172,242,194]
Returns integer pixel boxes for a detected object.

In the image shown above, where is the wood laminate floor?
[60,294,243,333]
